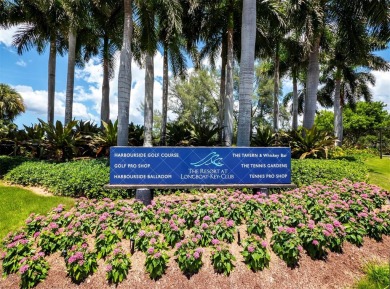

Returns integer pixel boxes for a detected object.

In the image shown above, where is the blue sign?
[110,147,291,185]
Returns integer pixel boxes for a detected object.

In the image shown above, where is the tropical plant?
[189,123,221,146]
[93,120,117,156]
[290,126,336,159]
[251,126,276,147]
[39,119,79,161]
[237,0,254,147]
[0,83,25,121]
[117,0,133,146]
[6,0,67,124]
[128,122,144,146]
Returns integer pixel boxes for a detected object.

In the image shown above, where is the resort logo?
[190,152,224,167]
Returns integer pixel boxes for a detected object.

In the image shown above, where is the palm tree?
[133,0,159,147]
[117,0,133,146]
[290,0,390,130]
[236,0,256,146]
[89,0,123,125]
[5,0,67,124]
[0,83,25,121]
[63,1,92,125]
[157,0,185,146]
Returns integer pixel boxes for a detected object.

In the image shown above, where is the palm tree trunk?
[47,36,56,125]
[117,0,132,146]
[303,36,320,130]
[160,45,168,146]
[100,36,110,126]
[223,9,234,147]
[144,53,154,147]
[273,42,280,132]
[219,37,227,144]
[334,76,343,146]
[65,29,76,125]
[237,0,256,147]
[292,71,299,130]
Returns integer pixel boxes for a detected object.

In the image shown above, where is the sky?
[1,25,390,129]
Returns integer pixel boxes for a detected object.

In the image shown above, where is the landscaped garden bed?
[1,180,389,288]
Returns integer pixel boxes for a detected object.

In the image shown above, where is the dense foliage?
[291,159,368,187]
[1,181,389,286]
[3,159,128,199]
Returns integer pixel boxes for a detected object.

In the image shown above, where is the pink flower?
[105,264,113,272]
[19,264,29,274]
[226,220,234,227]
[154,252,161,259]
[261,241,267,248]
[248,246,255,253]
[297,245,303,252]
[147,247,155,254]
[193,251,200,259]
[211,239,220,245]
[312,240,319,246]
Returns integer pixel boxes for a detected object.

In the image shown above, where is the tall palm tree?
[0,83,25,121]
[63,1,91,125]
[236,0,256,146]
[291,0,390,130]
[133,0,159,147]
[5,0,67,124]
[117,0,133,146]
[89,0,123,125]
[157,0,185,146]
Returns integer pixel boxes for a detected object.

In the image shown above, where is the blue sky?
[1,25,390,129]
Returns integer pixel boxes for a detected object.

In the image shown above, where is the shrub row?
[3,159,129,199]
[291,159,369,187]
[2,157,369,199]
[0,156,33,176]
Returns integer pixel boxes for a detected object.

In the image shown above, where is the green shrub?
[0,156,32,176]
[353,261,390,289]
[4,159,129,199]
[291,159,368,187]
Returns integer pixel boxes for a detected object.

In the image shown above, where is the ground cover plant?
[0,182,74,240]
[352,261,390,289]
[3,159,128,199]
[1,180,389,288]
[3,157,369,198]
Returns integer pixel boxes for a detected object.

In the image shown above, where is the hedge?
[3,159,129,199]
[291,159,368,187]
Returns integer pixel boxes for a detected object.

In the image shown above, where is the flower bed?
[1,180,389,287]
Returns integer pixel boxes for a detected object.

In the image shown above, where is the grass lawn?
[0,182,75,240]
[364,157,390,191]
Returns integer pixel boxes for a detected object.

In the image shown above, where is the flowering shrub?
[2,231,32,276]
[1,179,389,283]
[175,236,204,275]
[105,245,131,284]
[214,218,236,243]
[25,214,46,236]
[247,212,266,237]
[122,213,142,239]
[271,227,302,267]
[241,236,270,272]
[95,228,122,259]
[64,243,97,283]
[210,240,236,275]
[38,222,64,254]
[144,248,169,280]
[135,228,163,252]
[18,252,49,289]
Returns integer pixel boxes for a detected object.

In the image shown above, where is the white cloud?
[0,26,19,47]
[16,60,27,67]
[370,70,390,111]
[12,51,166,126]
